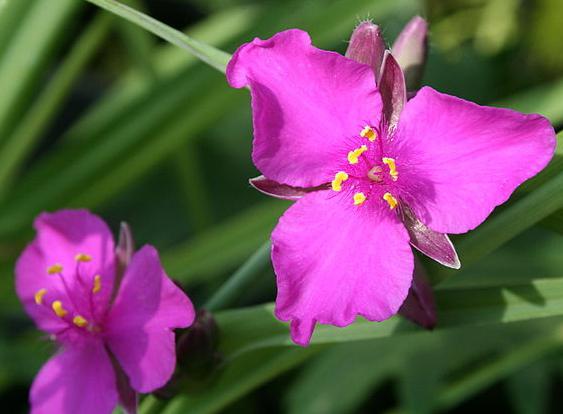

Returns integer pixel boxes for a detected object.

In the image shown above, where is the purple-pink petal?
[227,29,382,188]
[345,21,386,79]
[391,16,428,91]
[15,210,116,334]
[379,51,407,135]
[249,175,326,200]
[271,191,414,346]
[105,245,195,393]
[30,341,117,414]
[395,86,556,234]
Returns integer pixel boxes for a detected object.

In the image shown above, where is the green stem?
[204,241,272,311]
[85,0,230,73]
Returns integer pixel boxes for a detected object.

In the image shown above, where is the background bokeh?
[0,0,562,412]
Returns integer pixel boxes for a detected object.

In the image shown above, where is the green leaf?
[505,362,551,414]
[215,278,563,359]
[85,0,231,73]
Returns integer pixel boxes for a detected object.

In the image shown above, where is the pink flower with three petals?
[16,210,195,413]
[227,29,556,346]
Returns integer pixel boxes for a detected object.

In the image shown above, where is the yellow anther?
[92,275,102,294]
[47,264,63,275]
[347,145,368,165]
[34,289,47,305]
[75,253,92,262]
[382,157,398,181]
[73,315,88,328]
[331,171,349,192]
[353,192,367,206]
[383,192,398,209]
[52,300,68,318]
[360,125,377,142]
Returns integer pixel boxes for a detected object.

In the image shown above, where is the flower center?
[35,253,104,334]
[331,125,400,210]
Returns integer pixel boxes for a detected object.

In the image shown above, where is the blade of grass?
[215,277,563,359]
[85,0,231,72]
[0,12,113,196]
[0,0,81,145]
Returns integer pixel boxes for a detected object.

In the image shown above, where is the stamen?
[383,192,398,209]
[353,192,367,206]
[34,289,47,305]
[47,264,63,275]
[382,157,398,181]
[331,171,349,191]
[92,275,102,294]
[360,125,377,142]
[73,315,88,328]
[52,300,68,318]
[347,145,368,165]
[75,253,92,262]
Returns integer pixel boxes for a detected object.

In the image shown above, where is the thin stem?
[204,241,272,311]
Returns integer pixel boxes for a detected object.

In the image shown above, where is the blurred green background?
[0,0,562,413]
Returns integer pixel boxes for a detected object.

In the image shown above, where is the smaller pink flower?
[16,210,195,414]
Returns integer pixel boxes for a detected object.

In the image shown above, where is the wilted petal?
[272,191,413,346]
[30,341,117,414]
[391,16,428,91]
[379,51,406,135]
[396,87,556,234]
[249,175,327,200]
[398,259,436,329]
[399,204,460,269]
[227,29,382,187]
[106,246,195,393]
[345,21,386,78]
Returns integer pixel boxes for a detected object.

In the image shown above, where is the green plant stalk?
[204,241,271,311]
[0,12,113,195]
[85,0,230,72]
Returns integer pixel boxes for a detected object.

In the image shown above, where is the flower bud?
[345,21,386,78]
[391,16,428,91]
[398,259,436,329]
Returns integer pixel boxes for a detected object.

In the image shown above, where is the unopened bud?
[391,16,428,91]
[345,21,386,79]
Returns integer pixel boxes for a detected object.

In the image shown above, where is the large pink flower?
[227,29,556,346]
[16,210,195,414]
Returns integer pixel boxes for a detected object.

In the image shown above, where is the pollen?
[331,171,349,191]
[34,289,47,305]
[52,300,68,318]
[75,253,92,262]
[382,157,398,181]
[73,315,88,328]
[47,264,63,275]
[353,192,367,206]
[347,145,368,165]
[383,192,398,209]
[92,275,102,294]
[360,125,377,142]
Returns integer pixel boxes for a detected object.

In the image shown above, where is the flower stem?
[204,241,271,311]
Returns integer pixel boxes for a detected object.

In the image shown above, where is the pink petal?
[30,340,117,414]
[379,51,406,135]
[395,87,556,234]
[398,259,436,329]
[16,210,116,332]
[271,191,414,346]
[227,29,382,187]
[105,245,195,393]
[391,16,428,91]
[345,21,386,78]
[249,175,327,200]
